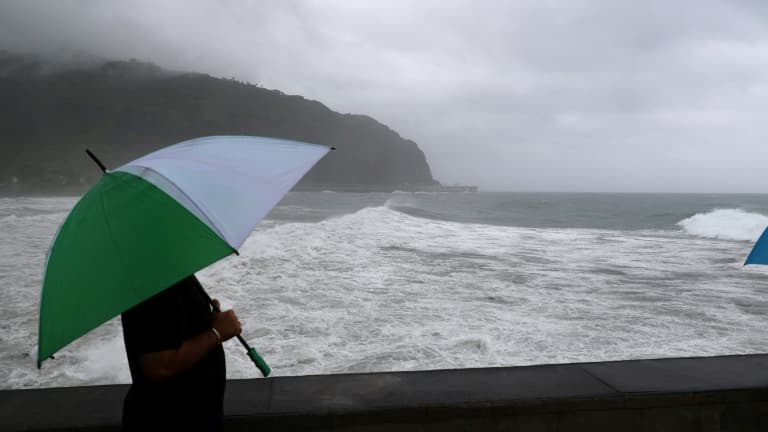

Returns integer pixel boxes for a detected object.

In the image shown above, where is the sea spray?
[4,194,768,390]
[677,209,768,241]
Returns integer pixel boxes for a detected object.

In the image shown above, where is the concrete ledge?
[3,354,768,431]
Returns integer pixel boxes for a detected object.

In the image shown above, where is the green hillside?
[0,52,437,194]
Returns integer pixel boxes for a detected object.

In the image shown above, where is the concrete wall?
[3,354,768,431]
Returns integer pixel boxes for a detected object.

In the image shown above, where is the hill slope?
[0,52,437,193]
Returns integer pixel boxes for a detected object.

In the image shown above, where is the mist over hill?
[0,51,438,194]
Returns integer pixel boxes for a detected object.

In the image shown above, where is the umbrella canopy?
[38,135,331,366]
[745,227,768,265]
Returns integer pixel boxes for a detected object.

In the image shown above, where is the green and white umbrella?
[38,135,332,375]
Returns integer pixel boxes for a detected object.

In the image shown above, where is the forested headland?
[0,52,438,194]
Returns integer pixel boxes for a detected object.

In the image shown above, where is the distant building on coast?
[397,182,479,193]
[416,185,478,193]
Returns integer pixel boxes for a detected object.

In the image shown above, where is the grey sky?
[2,0,767,192]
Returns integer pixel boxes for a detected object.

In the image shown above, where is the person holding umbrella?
[37,136,334,429]
[121,275,241,430]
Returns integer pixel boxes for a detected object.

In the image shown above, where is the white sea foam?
[0,212,69,224]
[3,197,768,390]
[677,209,768,241]
[197,205,768,381]
[69,326,131,384]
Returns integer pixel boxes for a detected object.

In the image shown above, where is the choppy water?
[2,192,768,389]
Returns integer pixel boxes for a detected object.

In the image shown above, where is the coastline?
[0,182,478,196]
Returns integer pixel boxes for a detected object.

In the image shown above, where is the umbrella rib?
[133,166,237,254]
[100,181,138,300]
[136,155,276,184]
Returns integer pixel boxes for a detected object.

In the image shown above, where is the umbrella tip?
[330,146,336,151]
[85,149,108,174]
[36,354,55,369]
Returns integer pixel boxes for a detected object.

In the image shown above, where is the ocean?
[2,192,768,390]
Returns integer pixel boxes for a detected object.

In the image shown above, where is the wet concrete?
[2,354,768,431]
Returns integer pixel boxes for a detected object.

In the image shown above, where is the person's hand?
[211,299,241,342]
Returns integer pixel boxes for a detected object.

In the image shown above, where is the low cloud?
[2,0,767,191]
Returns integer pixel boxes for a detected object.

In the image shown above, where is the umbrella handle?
[199,285,271,377]
[247,348,272,377]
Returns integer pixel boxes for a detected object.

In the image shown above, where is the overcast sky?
[2,0,767,192]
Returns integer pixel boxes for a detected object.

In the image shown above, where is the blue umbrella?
[745,228,768,264]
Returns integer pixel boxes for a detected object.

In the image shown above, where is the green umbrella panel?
[38,171,234,365]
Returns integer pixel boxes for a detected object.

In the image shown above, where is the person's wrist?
[210,327,222,344]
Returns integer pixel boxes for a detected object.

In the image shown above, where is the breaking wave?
[677,209,768,241]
